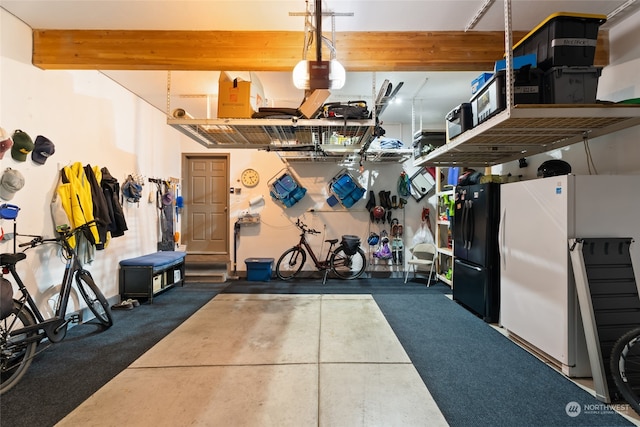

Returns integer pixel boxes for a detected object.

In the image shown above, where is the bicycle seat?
[326,239,339,245]
[0,252,27,266]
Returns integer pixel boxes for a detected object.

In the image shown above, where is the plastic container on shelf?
[512,12,607,71]
[445,103,473,139]
[412,131,446,158]
[542,66,602,104]
[471,73,494,95]
[470,67,544,126]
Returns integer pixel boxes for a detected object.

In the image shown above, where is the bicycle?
[0,220,113,395]
[609,326,640,414]
[275,219,366,282]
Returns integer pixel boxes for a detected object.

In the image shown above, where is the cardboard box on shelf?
[217,72,265,118]
[299,89,331,119]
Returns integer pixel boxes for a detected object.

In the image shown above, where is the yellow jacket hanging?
[57,162,101,246]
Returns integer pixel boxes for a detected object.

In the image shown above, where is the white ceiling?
[2,0,638,132]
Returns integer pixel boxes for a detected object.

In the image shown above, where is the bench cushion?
[119,251,186,272]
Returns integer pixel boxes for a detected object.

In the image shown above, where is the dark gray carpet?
[374,293,634,427]
[0,283,224,427]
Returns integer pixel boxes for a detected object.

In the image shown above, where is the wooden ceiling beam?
[32,29,609,72]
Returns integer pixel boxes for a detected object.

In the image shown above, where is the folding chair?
[404,243,436,285]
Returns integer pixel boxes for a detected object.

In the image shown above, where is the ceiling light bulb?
[292,60,309,89]
[329,60,346,90]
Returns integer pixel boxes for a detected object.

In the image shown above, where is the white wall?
[179,140,433,275]
[1,10,182,314]
[494,8,640,179]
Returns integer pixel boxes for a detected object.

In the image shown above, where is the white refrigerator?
[499,174,640,377]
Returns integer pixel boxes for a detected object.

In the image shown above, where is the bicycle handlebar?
[295,218,320,235]
[18,219,105,249]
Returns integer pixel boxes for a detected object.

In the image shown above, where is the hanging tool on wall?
[422,207,432,233]
[175,184,183,220]
[149,177,175,251]
[233,220,241,275]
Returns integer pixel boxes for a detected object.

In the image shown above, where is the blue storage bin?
[494,53,537,72]
[245,258,274,281]
[471,73,493,94]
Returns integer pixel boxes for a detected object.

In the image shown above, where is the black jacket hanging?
[100,167,128,238]
[84,164,110,249]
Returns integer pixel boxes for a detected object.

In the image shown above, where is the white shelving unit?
[415,105,640,167]
[434,167,454,287]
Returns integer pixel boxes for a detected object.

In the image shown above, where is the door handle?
[499,208,506,270]
[460,200,468,249]
[457,260,482,271]
[466,200,474,250]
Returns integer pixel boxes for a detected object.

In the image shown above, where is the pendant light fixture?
[292,0,346,90]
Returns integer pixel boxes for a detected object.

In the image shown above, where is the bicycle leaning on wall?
[275,219,366,282]
[0,219,113,395]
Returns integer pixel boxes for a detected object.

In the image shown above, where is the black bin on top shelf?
[512,12,607,71]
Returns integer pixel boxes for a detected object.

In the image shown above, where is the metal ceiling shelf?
[167,117,411,162]
[269,144,413,163]
[167,117,374,148]
[414,104,640,168]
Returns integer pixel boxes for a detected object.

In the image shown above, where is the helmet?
[537,160,571,178]
[367,232,380,246]
[372,206,385,219]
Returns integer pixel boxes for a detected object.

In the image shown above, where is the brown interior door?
[182,154,229,255]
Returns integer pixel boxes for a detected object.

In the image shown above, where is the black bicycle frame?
[4,243,78,342]
[295,232,336,270]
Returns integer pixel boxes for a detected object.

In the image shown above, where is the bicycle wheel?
[330,246,367,280]
[1,301,39,395]
[76,271,113,328]
[276,247,306,280]
[610,327,640,415]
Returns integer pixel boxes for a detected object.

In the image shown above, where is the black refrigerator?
[452,182,500,322]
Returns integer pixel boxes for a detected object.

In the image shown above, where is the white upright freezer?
[499,174,640,377]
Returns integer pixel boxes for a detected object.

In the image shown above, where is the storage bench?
[119,251,187,303]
